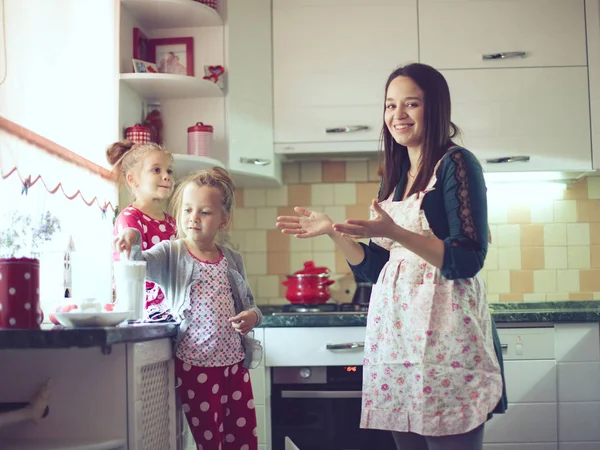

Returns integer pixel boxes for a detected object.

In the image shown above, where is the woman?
[276,63,507,450]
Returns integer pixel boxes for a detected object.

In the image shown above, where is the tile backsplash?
[229,159,600,305]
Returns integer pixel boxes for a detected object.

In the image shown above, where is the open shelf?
[121,0,222,29]
[120,73,223,100]
[0,438,125,450]
[172,154,224,178]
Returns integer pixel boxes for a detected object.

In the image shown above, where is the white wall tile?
[334,183,357,205]
[553,200,577,222]
[523,293,546,302]
[257,275,280,298]
[488,203,508,224]
[496,225,520,247]
[567,223,590,246]
[311,184,334,206]
[290,251,313,273]
[244,253,267,275]
[557,270,580,293]
[312,252,336,273]
[531,202,554,223]
[544,223,567,246]
[484,246,499,271]
[487,270,510,294]
[233,208,257,230]
[255,208,278,230]
[533,270,557,293]
[290,235,312,252]
[244,189,267,207]
[245,230,267,252]
[568,246,591,269]
[544,247,568,269]
[324,206,346,224]
[498,247,521,270]
[266,186,288,207]
[345,161,368,182]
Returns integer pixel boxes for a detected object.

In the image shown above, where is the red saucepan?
[282,261,335,304]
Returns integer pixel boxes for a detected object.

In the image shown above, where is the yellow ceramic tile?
[591,246,600,268]
[288,184,311,207]
[591,223,600,245]
[335,249,352,273]
[569,292,593,301]
[368,158,381,181]
[334,183,357,206]
[544,247,568,269]
[510,270,533,293]
[507,204,531,224]
[563,178,587,200]
[255,208,278,230]
[499,294,523,302]
[323,161,346,182]
[244,188,267,207]
[496,224,520,247]
[245,230,267,252]
[543,224,567,246]
[530,202,554,223]
[233,208,256,230]
[234,188,244,208]
[523,293,546,302]
[346,204,370,221]
[243,252,267,275]
[266,186,288,207]
[311,184,335,206]
[557,270,580,293]
[567,223,590,246]
[577,200,600,222]
[257,275,280,298]
[300,162,323,183]
[533,270,557,293]
[267,252,290,276]
[553,200,577,223]
[520,224,544,247]
[282,162,300,184]
[277,206,297,219]
[580,270,600,291]
[521,247,545,270]
[486,270,511,294]
[345,161,369,182]
[567,246,591,269]
[267,229,290,253]
[498,247,522,270]
[587,177,600,199]
[356,182,380,206]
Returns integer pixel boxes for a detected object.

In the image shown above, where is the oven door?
[271,366,396,450]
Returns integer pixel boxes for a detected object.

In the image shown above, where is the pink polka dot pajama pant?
[176,358,258,450]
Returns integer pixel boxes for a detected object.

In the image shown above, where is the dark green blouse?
[349,146,508,416]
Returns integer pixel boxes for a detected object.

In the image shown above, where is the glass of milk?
[113,253,146,321]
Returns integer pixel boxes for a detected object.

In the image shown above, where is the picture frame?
[132,59,158,74]
[149,37,194,76]
[133,28,150,62]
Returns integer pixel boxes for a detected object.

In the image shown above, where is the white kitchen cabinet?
[118,0,279,188]
[272,0,418,155]
[443,67,592,172]
[419,0,587,70]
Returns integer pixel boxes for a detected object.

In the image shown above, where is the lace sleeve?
[439,148,489,279]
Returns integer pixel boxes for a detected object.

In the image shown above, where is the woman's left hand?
[228,310,258,335]
[333,199,398,240]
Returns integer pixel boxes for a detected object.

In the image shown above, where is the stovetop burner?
[276,303,369,315]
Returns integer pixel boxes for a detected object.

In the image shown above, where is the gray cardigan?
[128,230,263,368]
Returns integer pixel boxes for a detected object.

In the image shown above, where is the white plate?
[53,311,131,328]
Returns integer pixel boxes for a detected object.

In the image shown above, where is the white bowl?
[54,311,131,328]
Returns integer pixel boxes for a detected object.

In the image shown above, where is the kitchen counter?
[258,301,600,327]
[0,322,178,349]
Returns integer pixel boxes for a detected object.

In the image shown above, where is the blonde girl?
[106,140,176,320]
[114,167,262,450]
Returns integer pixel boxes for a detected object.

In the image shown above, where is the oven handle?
[281,390,362,399]
[326,342,365,350]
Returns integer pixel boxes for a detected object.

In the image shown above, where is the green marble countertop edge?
[258,301,600,327]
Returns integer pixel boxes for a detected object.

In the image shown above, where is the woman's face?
[384,76,425,151]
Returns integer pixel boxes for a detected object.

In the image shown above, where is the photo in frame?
[149,37,194,76]
[132,59,158,74]
[133,28,150,62]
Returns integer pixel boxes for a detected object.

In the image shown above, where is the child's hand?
[113,229,138,259]
[228,310,258,335]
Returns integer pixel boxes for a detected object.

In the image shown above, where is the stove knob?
[299,367,312,379]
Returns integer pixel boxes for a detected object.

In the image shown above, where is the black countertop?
[258,301,600,328]
[0,322,178,350]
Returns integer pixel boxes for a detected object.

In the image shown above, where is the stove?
[273,303,369,315]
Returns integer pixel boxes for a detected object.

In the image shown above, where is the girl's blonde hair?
[106,140,173,196]
[169,167,236,240]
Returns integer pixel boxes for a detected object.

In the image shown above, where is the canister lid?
[188,122,213,133]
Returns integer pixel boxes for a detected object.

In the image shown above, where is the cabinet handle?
[482,51,527,60]
[486,156,530,164]
[239,157,271,166]
[326,125,369,134]
[326,342,365,350]
[281,390,362,399]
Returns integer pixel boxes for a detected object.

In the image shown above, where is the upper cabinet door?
[273,0,418,148]
[419,0,587,69]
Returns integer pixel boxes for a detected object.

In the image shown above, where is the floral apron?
[361,170,503,437]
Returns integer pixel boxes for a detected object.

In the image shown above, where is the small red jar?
[0,258,42,329]
[187,122,214,157]
[125,124,152,144]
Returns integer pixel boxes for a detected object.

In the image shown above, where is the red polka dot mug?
[0,258,42,329]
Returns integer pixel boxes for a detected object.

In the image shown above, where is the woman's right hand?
[113,229,138,258]
[276,207,334,238]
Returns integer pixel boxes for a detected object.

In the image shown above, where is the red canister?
[187,122,214,157]
[125,124,152,144]
[194,0,218,10]
[0,258,42,329]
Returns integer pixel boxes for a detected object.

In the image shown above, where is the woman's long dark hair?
[378,63,461,201]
